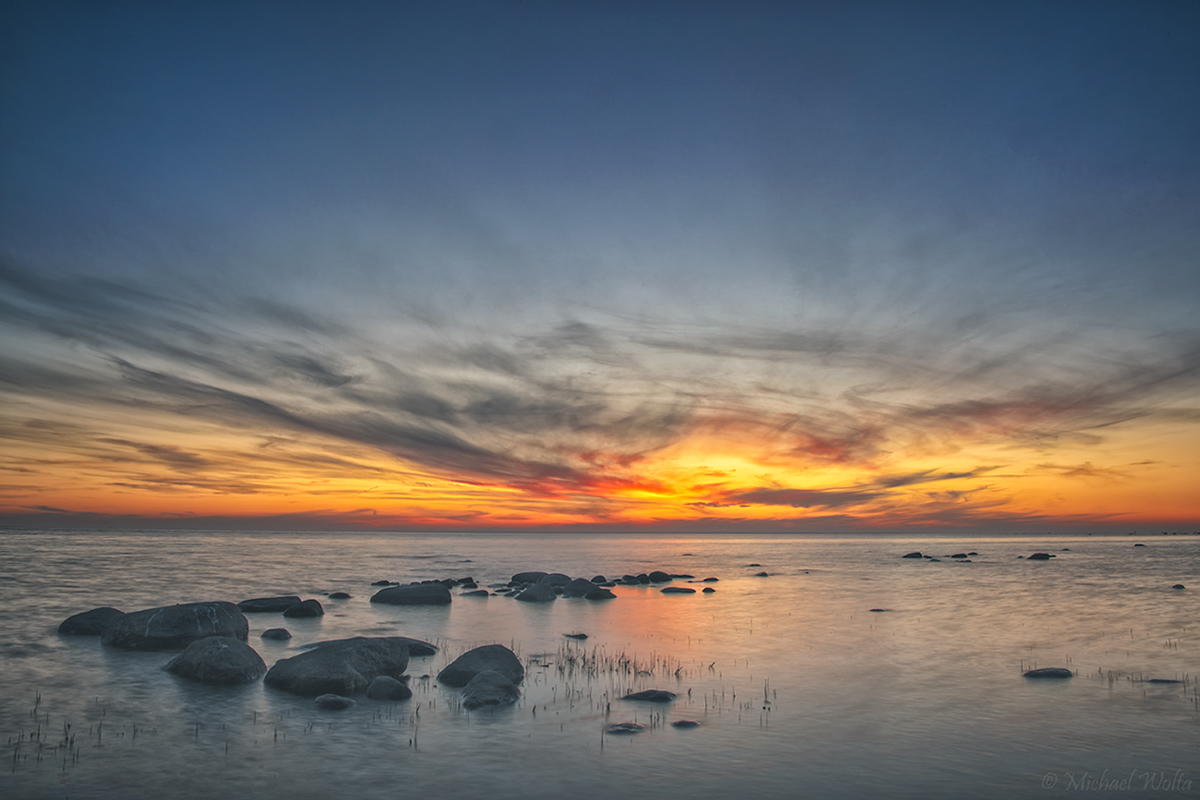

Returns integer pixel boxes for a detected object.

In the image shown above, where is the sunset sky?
[2,1,1198,532]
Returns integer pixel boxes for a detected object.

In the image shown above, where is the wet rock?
[515,583,557,602]
[59,607,124,636]
[327,592,351,599]
[755,571,769,577]
[305,636,437,658]
[260,628,292,641]
[584,587,616,600]
[437,644,524,687]
[1134,543,1146,547]
[969,551,979,555]
[460,589,490,598]
[366,675,412,700]
[869,608,889,612]
[746,563,762,567]
[561,577,599,597]
[165,636,266,686]
[564,633,588,640]
[264,637,411,696]
[283,599,324,618]
[102,602,248,651]
[950,554,968,559]
[1026,553,1053,560]
[461,670,520,709]
[370,583,452,606]
[701,577,719,583]
[671,720,700,729]
[538,573,572,587]
[314,694,356,710]
[1023,667,1073,678]
[901,552,923,559]
[661,587,696,594]
[591,575,607,583]
[702,587,716,593]
[648,570,671,583]
[671,574,694,579]
[1172,584,1185,590]
[606,722,644,735]
[636,574,651,584]
[238,596,303,613]
[371,580,394,586]
[622,689,676,702]
[1147,678,1182,684]
[511,571,548,584]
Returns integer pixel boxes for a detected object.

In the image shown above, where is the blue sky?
[2,1,1198,530]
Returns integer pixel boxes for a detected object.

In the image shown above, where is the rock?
[314,694,356,710]
[260,628,292,640]
[370,583,452,605]
[538,573,572,587]
[305,636,438,657]
[701,577,719,582]
[606,722,644,735]
[460,589,490,597]
[511,571,548,584]
[437,644,523,687]
[58,607,124,636]
[968,551,979,555]
[950,553,968,559]
[283,599,324,618]
[671,574,694,579]
[264,637,411,696]
[1134,543,1146,547]
[327,592,351,599]
[165,637,267,685]
[1024,667,1073,678]
[671,720,700,729]
[461,670,520,709]
[238,596,303,613]
[622,689,676,702]
[1172,584,1185,590]
[561,578,599,597]
[370,580,393,586]
[591,575,607,583]
[901,552,923,559]
[755,571,769,577]
[1147,678,1182,684]
[564,633,588,640]
[928,558,942,562]
[702,587,716,593]
[1027,553,1053,560]
[661,587,696,594]
[747,563,762,567]
[869,608,889,612]
[648,571,671,583]
[366,675,412,700]
[585,587,616,600]
[101,602,248,651]
[636,574,650,584]
[515,583,557,602]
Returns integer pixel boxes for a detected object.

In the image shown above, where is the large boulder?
[101,602,248,651]
[648,571,671,583]
[515,583,557,602]
[437,644,524,687]
[238,596,302,613]
[59,607,124,636]
[165,637,267,685]
[304,636,438,658]
[461,670,520,709]
[560,578,598,598]
[264,637,410,696]
[370,583,452,605]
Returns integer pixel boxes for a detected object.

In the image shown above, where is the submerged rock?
[584,587,616,600]
[1023,667,1074,679]
[462,670,520,709]
[283,599,324,618]
[102,602,248,651]
[437,644,524,687]
[755,571,769,577]
[314,694,356,710]
[702,587,716,593]
[622,689,676,702]
[1026,553,1054,560]
[327,592,351,599]
[1172,584,1186,590]
[58,607,124,636]
[305,636,437,658]
[370,583,452,606]
[460,589,490,597]
[671,720,701,729]
[661,587,696,594]
[901,552,923,559]
[260,628,292,641]
[366,675,412,700]
[564,633,589,640]
[238,596,303,613]
[606,722,645,735]
[165,636,266,686]
[264,637,410,696]
[511,571,548,584]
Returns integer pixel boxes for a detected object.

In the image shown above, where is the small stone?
[755,571,769,577]
[606,722,644,735]
[327,592,351,599]
[366,675,412,701]
[702,587,716,593]
[260,628,292,640]
[564,633,588,640]
[622,689,676,702]
[1172,584,1185,590]
[1026,553,1053,560]
[314,694,356,710]
[661,587,696,594]
[901,552,923,559]
[283,599,324,618]
[238,596,303,613]
[1023,668,1073,679]
[671,720,700,729]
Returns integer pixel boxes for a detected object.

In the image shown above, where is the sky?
[1,0,1198,533]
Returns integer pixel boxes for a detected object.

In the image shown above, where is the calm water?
[1,530,1197,799]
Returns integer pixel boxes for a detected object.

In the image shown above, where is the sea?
[1,530,1197,800]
